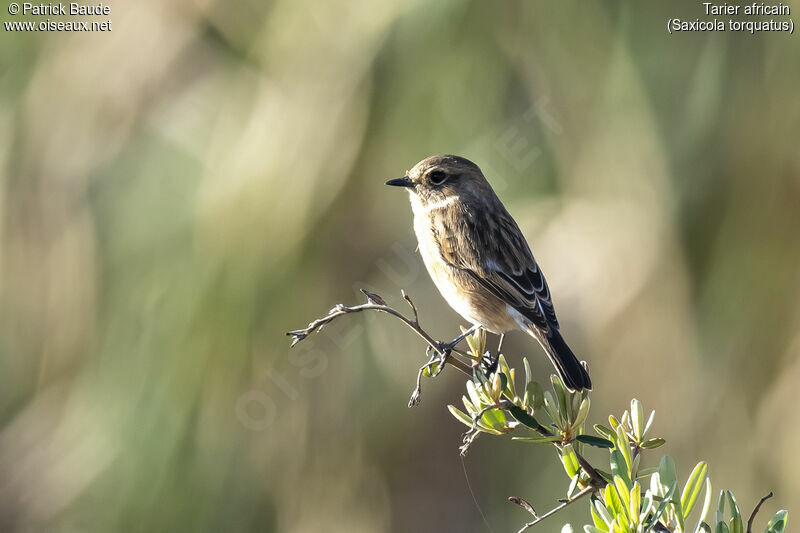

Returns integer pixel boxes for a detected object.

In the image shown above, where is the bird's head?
[385,155,492,208]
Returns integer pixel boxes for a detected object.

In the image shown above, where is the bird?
[385,154,591,391]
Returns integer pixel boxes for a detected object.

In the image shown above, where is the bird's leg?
[496,333,506,355]
[477,333,503,377]
[438,324,479,354]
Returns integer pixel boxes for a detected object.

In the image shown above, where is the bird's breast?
[411,209,518,334]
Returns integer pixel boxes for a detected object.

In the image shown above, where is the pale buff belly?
[413,214,520,334]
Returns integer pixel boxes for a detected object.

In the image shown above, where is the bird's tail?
[534,328,592,391]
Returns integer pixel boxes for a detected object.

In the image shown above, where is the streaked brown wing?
[432,200,559,333]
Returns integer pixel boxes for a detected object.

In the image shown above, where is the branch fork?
[287,289,475,406]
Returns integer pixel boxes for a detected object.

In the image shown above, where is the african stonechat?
[386,155,591,391]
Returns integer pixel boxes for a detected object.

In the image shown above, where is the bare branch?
[747,491,773,533]
[575,452,607,489]
[286,290,474,377]
[514,486,596,532]
[401,289,418,323]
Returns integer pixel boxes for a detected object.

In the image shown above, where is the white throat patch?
[411,195,459,214]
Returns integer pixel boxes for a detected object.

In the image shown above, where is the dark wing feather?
[432,197,559,333]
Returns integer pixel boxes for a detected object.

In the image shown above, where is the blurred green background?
[1,1,798,531]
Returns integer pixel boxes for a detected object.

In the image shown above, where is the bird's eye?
[428,170,447,185]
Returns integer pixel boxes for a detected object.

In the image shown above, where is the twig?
[459,399,513,455]
[575,452,607,488]
[746,491,773,533]
[287,289,472,375]
[514,486,596,532]
[287,290,475,405]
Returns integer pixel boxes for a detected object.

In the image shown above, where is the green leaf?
[523,357,532,385]
[447,405,474,428]
[650,472,664,497]
[498,354,511,377]
[422,361,442,377]
[475,419,504,435]
[567,474,580,498]
[716,490,726,528]
[695,477,713,532]
[570,393,582,424]
[605,483,624,519]
[572,397,591,432]
[716,523,729,533]
[480,407,508,432]
[616,507,632,531]
[643,410,656,438]
[544,391,563,427]
[506,368,518,401]
[592,498,614,528]
[620,410,630,431]
[594,424,615,440]
[512,435,561,443]
[726,491,743,533]
[465,326,485,357]
[641,438,666,449]
[630,481,641,526]
[466,381,483,409]
[584,526,607,533]
[616,425,633,474]
[681,462,708,519]
[561,443,580,477]
[614,476,632,518]
[577,435,614,448]
[610,450,632,489]
[461,395,477,415]
[642,491,654,519]
[526,381,544,412]
[658,456,677,492]
[494,372,508,400]
[508,405,542,431]
[765,510,789,533]
[552,374,569,418]
[631,399,644,441]
[645,481,677,532]
[635,467,658,480]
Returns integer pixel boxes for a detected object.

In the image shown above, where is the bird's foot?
[478,351,499,378]
[438,324,477,355]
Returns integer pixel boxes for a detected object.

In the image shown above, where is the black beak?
[385,176,414,188]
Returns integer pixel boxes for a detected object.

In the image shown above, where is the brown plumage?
[386,154,591,391]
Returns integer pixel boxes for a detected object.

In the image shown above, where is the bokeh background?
[1,1,799,531]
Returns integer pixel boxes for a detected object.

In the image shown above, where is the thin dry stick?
[575,452,607,489]
[287,290,479,409]
[747,492,774,533]
[514,486,596,533]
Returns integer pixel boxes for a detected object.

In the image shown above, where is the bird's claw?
[478,351,499,377]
